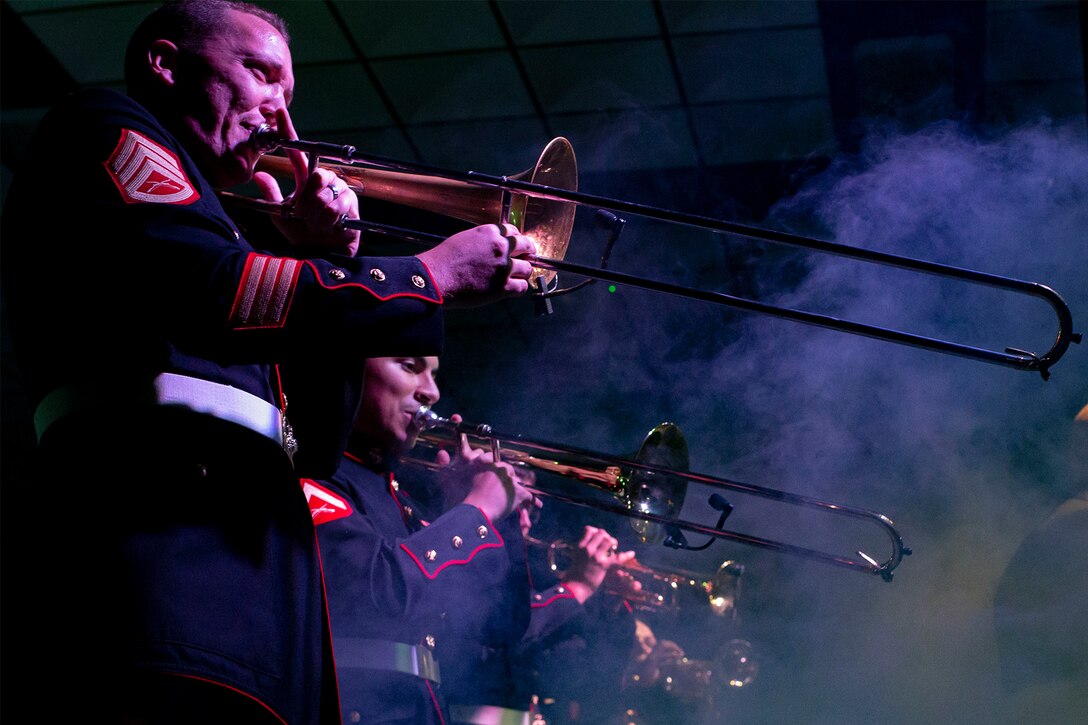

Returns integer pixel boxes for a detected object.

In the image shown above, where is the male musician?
[303,355,537,724]
[1,1,535,722]
[441,494,641,725]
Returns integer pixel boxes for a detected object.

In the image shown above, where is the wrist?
[561,579,595,604]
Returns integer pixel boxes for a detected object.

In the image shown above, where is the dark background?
[3,2,1086,723]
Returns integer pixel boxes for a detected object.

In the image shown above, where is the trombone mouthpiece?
[249,126,358,161]
[252,123,282,153]
[413,406,494,436]
[414,406,444,431]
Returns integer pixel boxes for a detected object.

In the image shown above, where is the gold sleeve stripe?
[230,253,301,329]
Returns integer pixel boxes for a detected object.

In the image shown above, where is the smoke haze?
[441,117,1087,724]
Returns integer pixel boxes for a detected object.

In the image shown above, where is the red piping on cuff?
[531,590,577,609]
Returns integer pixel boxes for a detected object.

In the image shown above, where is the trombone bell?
[255,138,578,287]
[626,423,690,544]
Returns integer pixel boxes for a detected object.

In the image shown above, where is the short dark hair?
[124,0,290,95]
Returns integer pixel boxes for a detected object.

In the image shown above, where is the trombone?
[527,534,745,618]
[231,127,1080,379]
[408,406,911,582]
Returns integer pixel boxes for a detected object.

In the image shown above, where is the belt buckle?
[281,395,298,463]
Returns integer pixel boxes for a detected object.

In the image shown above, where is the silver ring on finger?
[328,183,339,200]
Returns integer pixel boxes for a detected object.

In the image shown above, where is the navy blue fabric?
[0,88,448,724]
[310,456,530,725]
[2,88,444,478]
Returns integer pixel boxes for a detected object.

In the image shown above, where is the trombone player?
[305,352,642,725]
[442,494,643,725]
[302,355,538,724]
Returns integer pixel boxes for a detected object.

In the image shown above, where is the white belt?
[333,637,441,684]
[33,372,285,447]
[448,705,531,725]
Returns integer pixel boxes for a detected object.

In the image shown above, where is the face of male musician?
[150,8,294,187]
[354,357,441,458]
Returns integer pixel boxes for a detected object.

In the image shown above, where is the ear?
[148,39,180,87]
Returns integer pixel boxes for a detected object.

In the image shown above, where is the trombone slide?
[244,127,1079,378]
[408,407,911,582]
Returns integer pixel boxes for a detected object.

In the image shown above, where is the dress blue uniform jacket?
[304,454,530,724]
[442,569,637,723]
[1,88,448,724]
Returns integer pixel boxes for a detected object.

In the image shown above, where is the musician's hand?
[625,621,685,688]
[562,525,634,603]
[431,414,463,469]
[605,567,643,599]
[516,469,541,537]
[648,639,686,669]
[417,223,537,307]
[252,107,361,256]
[447,432,533,521]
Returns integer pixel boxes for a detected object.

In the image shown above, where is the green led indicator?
[608,285,617,293]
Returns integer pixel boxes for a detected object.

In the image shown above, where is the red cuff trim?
[415,258,444,304]
[531,590,577,609]
[302,260,442,304]
[399,508,505,579]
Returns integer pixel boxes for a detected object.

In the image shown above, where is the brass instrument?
[626,639,759,696]
[251,136,576,289]
[408,406,911,582]
[229,127,1080,378]
[526,535,744,617]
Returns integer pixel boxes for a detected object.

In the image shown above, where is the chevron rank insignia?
[105,128,199,205]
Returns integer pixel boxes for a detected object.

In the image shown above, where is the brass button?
[534,593,542,601]
[328,268,347,281]
[369,268,386,282]
[557,586,566,594]
[348,711,361,723]
[451,536,463,549]
[424,634,436,649]
[425,549,437,561]
[391,479,400,491]
[411,274,426,288]
[404,505,413,517]
[476,525,488,538]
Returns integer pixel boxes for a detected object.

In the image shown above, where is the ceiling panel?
[20,2,154,85]
[674,27,830,104]
[521,39,679,114]
[551,108,698,173]
[986,2,1085,82]
[693,98,836,165]
[1,0,1083,195]
[660,0,820,33]
[336,0,506,57]
[497,0,660,45]
[262,0,356,64]
[408,117,552,171]
[290,62,392,132]
[373,51,536,124]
